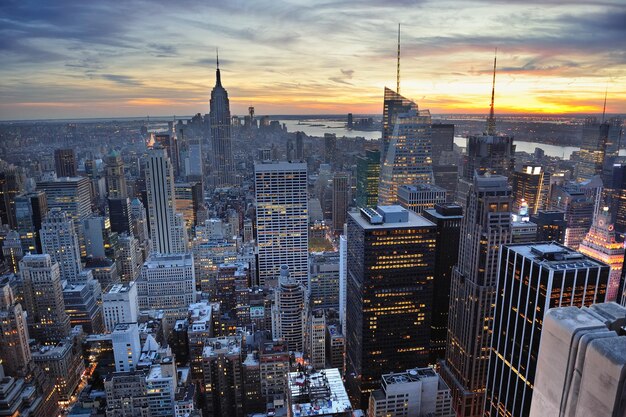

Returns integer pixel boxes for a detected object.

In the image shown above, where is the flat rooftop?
[507,242,608,270]
[349,207,434,230]
[288,368,352,415]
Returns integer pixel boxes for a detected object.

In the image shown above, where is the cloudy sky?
[1,0,624,119]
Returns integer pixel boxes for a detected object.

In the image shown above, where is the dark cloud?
[100,74,143,86]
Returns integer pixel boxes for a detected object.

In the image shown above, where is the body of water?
[281,119,626,160]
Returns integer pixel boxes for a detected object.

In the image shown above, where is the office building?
[339,234,347,329]
[103,281,139,332]
[118,233,140,282]
[608,163,626,237]
[512,165,550,215]
[332,173,350,233]
[308,251,340,311]
[209,58,236,187]
[2,231,23,273]
[379,96,434,205]
[136,253,195,328]
[308,309,326,369]
[254,161,308,286]
[287,368,352,417]
[529,303,626,417]
[550,183,594,250]
[431,123,455,165]
[85,256,119,289]
[112,322,142,372]
[32,334,85,401]
[345,206,436,408]
[381,88,415,166]
[485,243,609,417]
[368,367,454,417]
[174,181,203,229]
[433,165,459,201]
[295,131,304,161]
[0,277,31,378]
[423,203,463,363]
[530,209,567,243]
[355,149,380,208]
[272,265,306,353]
[462,135,515,181]
[440,175,512,417]
[579,207,624,302]
[0,168,22,229]
[19,254,71,343]
[325,133,337,165]
[105,150,127,198]
[36,176,92,228]
[83,215,116,259]
[397,184,447,214]
[511,220,538,243]
[0,365,49,416]
[14,191,47,253]
[63,276,104,334]
[144,147,188,254]
[259,340,290,402]
[326,324,345,373]
[108,197,132,235]
[40,208,82,282]
[576,117,622,182]
[54,148,77,178]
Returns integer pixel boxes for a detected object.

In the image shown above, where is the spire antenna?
[396,23,401,94]
[601,83,608,122]
[216,48,219,69]
[486,48,497,136]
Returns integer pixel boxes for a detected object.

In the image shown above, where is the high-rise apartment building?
[485,243,609,417]
[579,207,624,302]
[254,161,308,286]
[423,203,463,363]
[145,147,188,254]
[332,173,350,233]
[440,175,512,417]
[379,96,434,205]
[512,165,550,215]
[54,148,77,178]
[356,149,380,208]
[201,335,244,417]
[271,265,306,353]
[40,208,82,282]
[345,206,436,408]
[209,59,236,187]
[529,303,626,417]
[19,254,71,343]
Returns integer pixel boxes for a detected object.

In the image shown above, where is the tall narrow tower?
[486,50,497,136]
[209,51,236,187]
[440,175,512,417]
[145,147,188,254]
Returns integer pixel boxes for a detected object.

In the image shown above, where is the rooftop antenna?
[216,48,219,70]
[601,84,608,123]
[486,48,497,136]
[396,23,401,94]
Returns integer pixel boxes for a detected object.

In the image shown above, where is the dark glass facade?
[345,210,436,408]
[485,243,609,417]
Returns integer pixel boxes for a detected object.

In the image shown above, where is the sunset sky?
[1,0,625,120]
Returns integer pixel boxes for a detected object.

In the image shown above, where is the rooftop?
[288,368,352,416]
[508,242,608,270]
[350,206,434,229]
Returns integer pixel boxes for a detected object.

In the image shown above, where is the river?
[279,119,625,160]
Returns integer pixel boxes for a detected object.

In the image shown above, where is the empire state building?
[209,56,235,187]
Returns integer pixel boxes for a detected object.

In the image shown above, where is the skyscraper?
[40,208,82,282]
[0,277,31,378]
[19,254,71,343]
[485,243,608,417]
[0,167,23,229]
[271,265,306,353]
[550,183,594,250]
[378,101,434,205]
[105,150,127,198]
[14,191,48,253]
[36,176,92,230]
[144,147,188,254]
[578,207,624,302]
[324,133,337,165]
[356,149,380,208]
[530,209,567,243]
[423,203,463,363]
[397,183,447,214]
[512,165,550,215]
[345,206,436,408]
[209,56,236,187]
[332,173,350,233]
[431,123,455,165]
[54,148,77,178]
[254,161,308,286]
[576,117,622,182]
[440,175,512,417]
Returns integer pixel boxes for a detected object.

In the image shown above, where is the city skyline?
[1,1,625,120]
